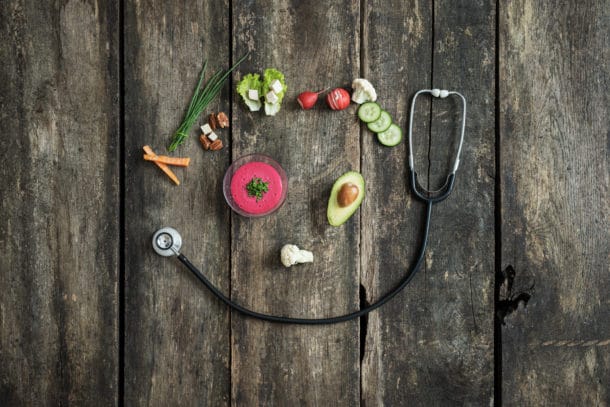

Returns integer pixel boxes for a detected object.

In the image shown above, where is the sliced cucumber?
[377,123,403,147]
[358,102,382,123]
[367,110,392,133]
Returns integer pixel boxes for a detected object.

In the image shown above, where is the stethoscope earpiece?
[407,89,466,203]
[152,227,182,257]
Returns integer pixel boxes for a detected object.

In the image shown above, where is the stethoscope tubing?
[177,201,433,325]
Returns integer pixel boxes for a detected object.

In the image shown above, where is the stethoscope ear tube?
[407,89,466,204]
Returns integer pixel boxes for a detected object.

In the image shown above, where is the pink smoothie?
[230,161,284,214]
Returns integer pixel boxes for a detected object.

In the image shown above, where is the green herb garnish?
[246,177,269,201]
[168,53,249,152]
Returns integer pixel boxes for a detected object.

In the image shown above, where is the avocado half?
[327,171,365,226]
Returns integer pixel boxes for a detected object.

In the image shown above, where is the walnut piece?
[209,139,223,151]
[216,112,230,128]
[208,113,218,130]
[199,134,211,150]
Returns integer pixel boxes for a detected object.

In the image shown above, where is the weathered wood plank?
[361,0,495,404]
[500,1,610,404]
[426,0,496,401]
[123,1,232,404]
[231,1,360,405]
[360,1,433,405]
[0,0,119,404]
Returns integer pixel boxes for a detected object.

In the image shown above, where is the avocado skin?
[327,171,365,226]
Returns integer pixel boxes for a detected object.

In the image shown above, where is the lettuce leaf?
[236,73,262,111]
[262,68,287,116]
[264,102,282,116]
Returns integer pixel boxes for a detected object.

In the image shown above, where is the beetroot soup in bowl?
[223,154,288,217]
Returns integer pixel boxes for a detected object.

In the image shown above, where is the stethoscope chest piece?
[152,227,182,257]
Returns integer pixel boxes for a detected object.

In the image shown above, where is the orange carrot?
[143,145,180,185]
[143,154,190,167]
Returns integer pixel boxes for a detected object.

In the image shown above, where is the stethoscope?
[152,89,466,325]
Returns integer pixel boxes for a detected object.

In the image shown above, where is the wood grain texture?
[0,0,119,405]
[360,1,434,405]
[361,0,495,405]
[231,1,361,405]
[427,0,495,402]
[500,1,610,405]
[123,1,232,405]
[3,1,610,404]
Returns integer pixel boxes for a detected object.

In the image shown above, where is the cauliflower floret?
[351,78,377,104]
[280,244,314,267]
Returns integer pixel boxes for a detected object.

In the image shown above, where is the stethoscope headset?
[152,89,466,325]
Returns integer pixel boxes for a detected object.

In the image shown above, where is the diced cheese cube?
[207,132,218,142]
[270,79,283,94]
[248,89,259,100]
[200,123,212,135]
[266,91,278,104]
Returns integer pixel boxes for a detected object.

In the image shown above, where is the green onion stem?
[168,53,249,152]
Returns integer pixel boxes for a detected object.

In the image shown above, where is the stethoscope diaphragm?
[152,227,182,257]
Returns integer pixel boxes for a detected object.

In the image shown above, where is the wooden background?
[0,0,608,405]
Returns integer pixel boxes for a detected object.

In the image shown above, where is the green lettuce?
[262,68,287,116]
[236,73,262,111]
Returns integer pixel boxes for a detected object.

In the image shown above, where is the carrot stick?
[143,145,180,185]
[143,154,190,167]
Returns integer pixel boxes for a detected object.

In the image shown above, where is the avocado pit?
[337,182,359,207]
[327,171,365,226]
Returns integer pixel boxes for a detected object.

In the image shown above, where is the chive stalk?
[168,53,248,152]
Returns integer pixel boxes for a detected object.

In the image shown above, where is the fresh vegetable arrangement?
[294,78,401,147]
[296,89,327,110]
[143,145,190,185]
[236,73,262,111]
[168,54,248,152]
[296,78,376,111]
[326,88,351,110]
[142,54,418,273]
[351,78,377,104]
[237,68,287,116]
[358,102,402,146]
[327,171,365,226]
[280,244,314,267]
[149,61,399,232]
[143,154,190,167]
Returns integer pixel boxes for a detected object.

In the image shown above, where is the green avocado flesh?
[327,171,365,226]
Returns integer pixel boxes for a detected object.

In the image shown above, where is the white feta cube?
[207,132,218,142]
[200,123,212,135]
[266,91,278,104]
[270,79,283,94]
[248,89,259,100]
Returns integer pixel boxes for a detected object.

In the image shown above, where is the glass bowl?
[223,154,288,217]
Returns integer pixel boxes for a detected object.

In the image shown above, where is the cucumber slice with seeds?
[358,102,382,123]
[367,110,392,133]
[377,123,403,146]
